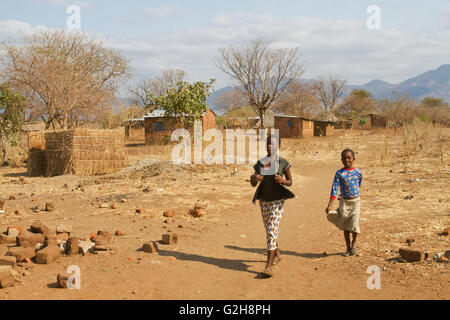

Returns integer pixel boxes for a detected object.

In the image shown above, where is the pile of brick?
[0,221,118,289]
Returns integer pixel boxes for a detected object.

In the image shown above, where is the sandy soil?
[0,129,448,300]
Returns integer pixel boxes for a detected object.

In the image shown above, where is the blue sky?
[1,0,449,94]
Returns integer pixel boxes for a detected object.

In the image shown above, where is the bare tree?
[379,94,419,129]
[312,75,347,113]
[0,29,129,129]
[215,39,304,128]
[273,80,319,118]
[130,69,186,111]
[214,88,247,113]
[338,89,377,119]
[419,97,450,126]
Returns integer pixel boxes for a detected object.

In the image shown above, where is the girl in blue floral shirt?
[326,149,362,256]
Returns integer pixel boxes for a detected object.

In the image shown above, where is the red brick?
[399,248,427,262]
[189,208,203,218]
[93,234,110,246]
[163,210,176,218]
[0,234,17,245]
[35,246,61,264]
[7,226,23,236]
[0,256,16,267]
[65,237,79,256]
[30,221,52,235]
[6,247,36,262]
[162,233,178,245]
[57,273,73,289]
[143,241,158,253]
[0,271,14,288]
[115,230,125,236]
[17,233,45,248]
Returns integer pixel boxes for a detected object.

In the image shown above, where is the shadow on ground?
[157,249,264,276]
[224,245,342,259]
[3,171,28,178]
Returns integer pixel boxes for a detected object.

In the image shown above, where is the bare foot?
[273,255,282,265]
[262,266,273,278]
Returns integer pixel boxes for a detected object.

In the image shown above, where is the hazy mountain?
[120,65,450,116]
[347,64,450,101]
[207,86,235,115]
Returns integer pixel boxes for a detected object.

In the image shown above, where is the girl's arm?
[326,173,339,213]
[274,166,293,187]
[250,172,263,187]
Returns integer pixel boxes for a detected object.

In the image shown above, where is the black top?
[252,156,296,203]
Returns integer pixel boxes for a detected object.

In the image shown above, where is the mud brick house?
[144,109,216,144]
[300,117,315,137]
[313,120,335,137]
[124,118,145,141]
[352,114,387,130]
[274,115,302,138]
[248,112,335,138]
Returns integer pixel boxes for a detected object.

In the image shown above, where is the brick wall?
[302,119,314,137]
[274,117,302,138]
[145,110,217,144]
[202,109,216,131]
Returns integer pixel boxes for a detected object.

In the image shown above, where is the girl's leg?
[265,250,277,276]
[263,201,283,275]
[344,231,351,253]
[351,232,358,249]
[350,232,358,255]
[274,240,281,264]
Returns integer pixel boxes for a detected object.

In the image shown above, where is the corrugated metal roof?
[124,118,144,122]
[144,109,214,118]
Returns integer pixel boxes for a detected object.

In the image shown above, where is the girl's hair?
[267,134,281,147]
[341,149,355,158]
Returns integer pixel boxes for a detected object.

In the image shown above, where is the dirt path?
[0,132,448,300]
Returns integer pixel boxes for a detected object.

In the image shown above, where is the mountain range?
[207,64,450,115]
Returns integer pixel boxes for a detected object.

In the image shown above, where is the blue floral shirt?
[330,168,362,200]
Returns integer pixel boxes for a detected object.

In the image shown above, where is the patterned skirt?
[259,200,285,251]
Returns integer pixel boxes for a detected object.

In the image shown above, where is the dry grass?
[27,129,128,176]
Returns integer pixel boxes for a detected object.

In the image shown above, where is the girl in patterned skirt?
[250,134,295,277]
[325,149,363,256]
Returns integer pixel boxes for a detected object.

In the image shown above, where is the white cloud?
[28,0,93,10]
[107,12,450,88]
[0,20,50,38]
[143,6,185,18]
[1,12,449,90]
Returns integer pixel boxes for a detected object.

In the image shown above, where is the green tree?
[421,97,444,108]
[152,79,215,127]
[0,83,27,162]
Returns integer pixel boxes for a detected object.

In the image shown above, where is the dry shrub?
[377,120,449,172]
